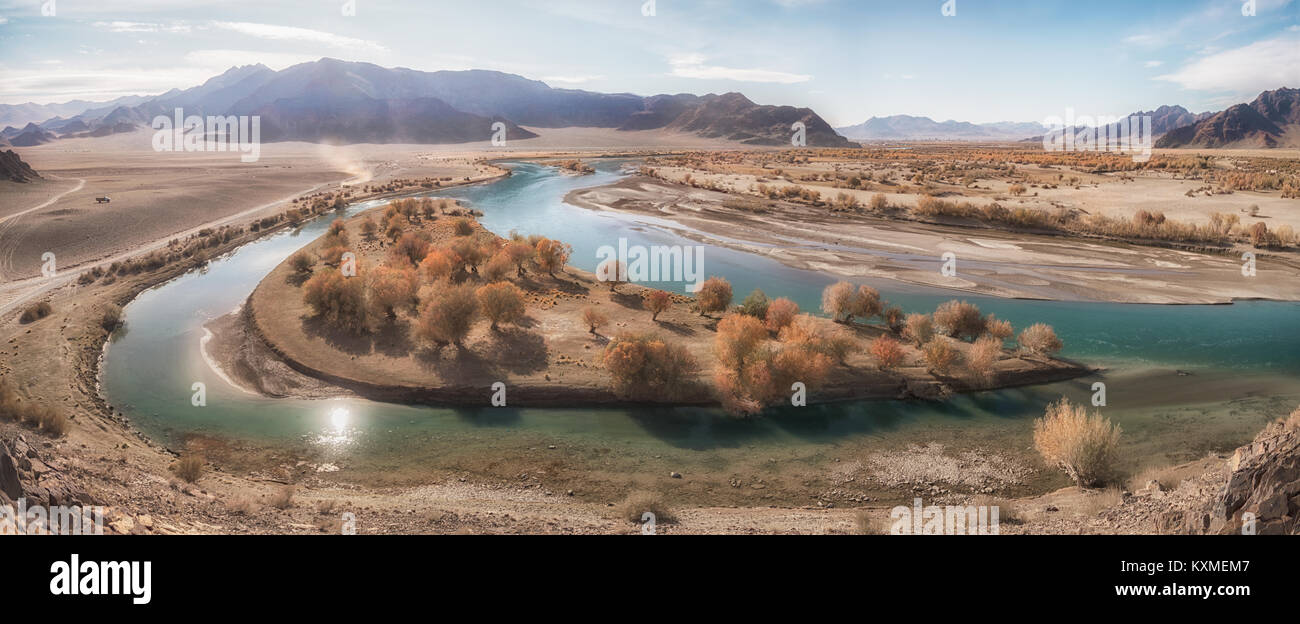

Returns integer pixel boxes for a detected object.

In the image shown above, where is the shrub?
[174,455,204,483]
[100,304,123,332]
[452,217,475,236]
[367,265,418,320]
[869,193,889,212]
[451,237,487,274]
[716,341,833,415]
[966,335,1002,385]
[19,301,52,324]
[714,313,768,371]
[695,277,733,316]
[618,491,676,524]
[416,283,479,345]
[821,282,880,324]
[38,407,69,437]
[984,315,1013,341]
[850,285,883,322]
[1033,398,1121,488]
[821,282,855,322]
[476,282,526,330]
[869,335,906,370]
[360,217,377,239]
[290,251,314,274]
[269,485,295,510]
[391,232,432,267]
[903,313,934,346]
[778,315,859,364]
[328,218,347,237]
[1019,323,1063,357]
[504,241,534,276]
[643,290,673,321]
[482,252,513,282]
[581,306,607,334]
[0,379,19,422]
[739,289,770,319]
[765,297,799,333]
[1248,222,1270,247]
[933,300,984,340]
[602,332,700,400]
[882,305,904,334]
[420,248,460,282]
[303,269,368,333]
[534,238,572,276]
[922,338,959,375]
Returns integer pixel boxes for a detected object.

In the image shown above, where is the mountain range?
[1156,88,1300,148]
[835,116,1048,141]
[835,104,1218,142]
[5,58,854,147]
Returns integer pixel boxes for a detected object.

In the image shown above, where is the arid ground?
[1,131,1298,534]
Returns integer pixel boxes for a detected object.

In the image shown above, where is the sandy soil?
[567,176,1300,304]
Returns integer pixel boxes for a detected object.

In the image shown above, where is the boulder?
[1201,419,1300,535]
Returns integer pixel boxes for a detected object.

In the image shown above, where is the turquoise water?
[101,159,1300,475]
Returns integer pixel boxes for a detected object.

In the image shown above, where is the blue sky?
[0,0,1296,125]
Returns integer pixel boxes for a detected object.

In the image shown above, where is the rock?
[670,472,682,479]
[1195,419,1300,535]
[110,515,136,534]
[0,442,21,501]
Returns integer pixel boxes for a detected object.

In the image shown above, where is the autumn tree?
[534,238,572,276]
[1019,323,1063,357]
[581,306,607,334]
[303,268,368,333]
[903,313,933,346]
[416,283,480,345]
[966,335,1002,385]
[367,265,418,320]
[695,276,733,316]
[391,232,432,267]
[602,333,700,400]
[643,289,673,321]
[933,300,985,340]
[714,313,768,371]
[504,241,534,276]
[984,315,1014,341]
[921,338,959,375]
[482,251,513,283]
[476,282,526,330]
[869,335,906,370]
[764,297,799,333]
[420,248,460,283]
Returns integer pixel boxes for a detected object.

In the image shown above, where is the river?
[101,159,1300,496]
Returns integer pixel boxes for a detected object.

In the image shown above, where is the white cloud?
[0,17,8,25]
[1144,60,1163,68]
[1156,36,1300,94]
[668,54,810,84]
[211,21,386,52]
[94,21,191,33]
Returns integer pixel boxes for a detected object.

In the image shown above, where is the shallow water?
[101,160,1300,485]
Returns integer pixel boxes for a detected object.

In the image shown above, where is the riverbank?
[565,175,1300,304]
[230,203,1090,410]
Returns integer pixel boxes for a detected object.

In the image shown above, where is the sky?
[0,0,1296,125]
